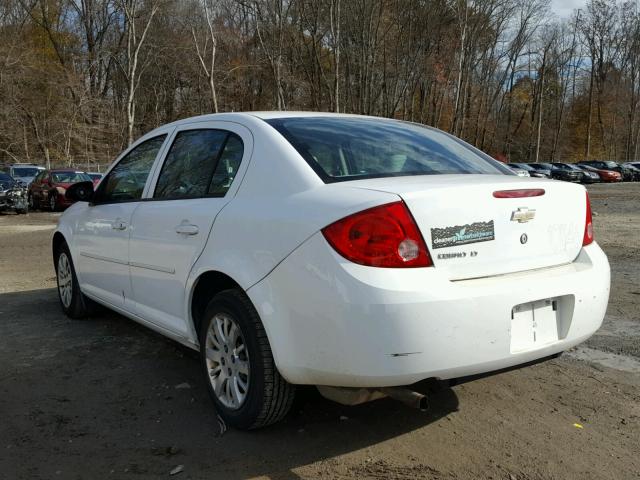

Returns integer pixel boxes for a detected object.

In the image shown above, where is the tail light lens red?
[322,201,432,268]
[493,189,545,198]
[583,191,594,246]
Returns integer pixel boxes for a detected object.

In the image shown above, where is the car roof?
[158,111,398,130]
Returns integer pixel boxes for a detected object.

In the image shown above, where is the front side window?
[154,129,244,199]
[266,117,512,182]
[95,135,166,203]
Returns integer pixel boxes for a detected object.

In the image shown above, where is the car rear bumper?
[248,233,610,387]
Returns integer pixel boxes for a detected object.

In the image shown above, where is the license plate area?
[510,298,566,353]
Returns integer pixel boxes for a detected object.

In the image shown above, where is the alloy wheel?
[50,195,56,211]
[57,252,73,308]
[204,313,250,409]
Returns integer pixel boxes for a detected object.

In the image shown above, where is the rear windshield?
[266,117,512,182]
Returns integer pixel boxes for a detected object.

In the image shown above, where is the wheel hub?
[204,313,250,409]
[57,253,73,308]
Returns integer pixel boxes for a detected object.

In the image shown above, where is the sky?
[550,0,586,18]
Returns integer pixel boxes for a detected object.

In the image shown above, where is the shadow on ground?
[0,288,459,479]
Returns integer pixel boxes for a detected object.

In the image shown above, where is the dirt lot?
[1,183,639,480]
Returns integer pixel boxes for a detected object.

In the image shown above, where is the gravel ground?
[0,183,639,480]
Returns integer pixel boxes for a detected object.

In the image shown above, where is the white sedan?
[53,112,610,429]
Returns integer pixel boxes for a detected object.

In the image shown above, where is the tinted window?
[208,134,244,195]
[96,135,166,203]
[266,117,511,182]
[154,130,243,199]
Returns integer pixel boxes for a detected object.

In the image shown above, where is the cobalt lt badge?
[520,233,528,244]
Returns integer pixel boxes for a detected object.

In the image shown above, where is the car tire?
[28,194,35,210]
[54,243,97,319]
[199,289,295,430]
[49,193,58,212]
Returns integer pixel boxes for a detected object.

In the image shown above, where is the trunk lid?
[344,175,586,280]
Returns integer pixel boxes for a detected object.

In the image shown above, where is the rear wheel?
[54,243,97,319]
[200,290,295,429]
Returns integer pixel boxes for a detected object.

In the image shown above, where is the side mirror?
[66,181,94,202]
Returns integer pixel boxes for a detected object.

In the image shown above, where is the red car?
[28,168,93,211]
[577,165,622,183]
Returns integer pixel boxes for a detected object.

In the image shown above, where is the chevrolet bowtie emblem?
[511,207,536,223]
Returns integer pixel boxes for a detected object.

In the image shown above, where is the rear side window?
[154,129,243,199]
[266,117,511,182]
[96,135,166,203]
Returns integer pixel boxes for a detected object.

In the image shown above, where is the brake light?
[322,201,432,268]
[583,191,594,246]
[493,189,545,198]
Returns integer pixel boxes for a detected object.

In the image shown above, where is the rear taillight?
[493,189,545,198]
[322,201,432,268]
[583,191,594,246]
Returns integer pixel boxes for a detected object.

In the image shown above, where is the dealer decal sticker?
[430,220,495,249]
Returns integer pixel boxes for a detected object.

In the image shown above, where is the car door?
[29,171,44,204]
[128,122,252,335]
[72,133,170,310]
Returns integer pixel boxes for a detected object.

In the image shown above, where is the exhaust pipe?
[380,387,428,411]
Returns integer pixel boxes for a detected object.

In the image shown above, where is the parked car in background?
[622,163,640,181]
[53,112,609,429]
[28,168,93,211]
[87,172,103,187]
[8,163,44,185]
[508,165,530,177]
[509,163,551,178]
[576,164,622,183]
[578,161,634,181]
[0,172,28,214]
[528,162,582,182]
[552,163,600,184]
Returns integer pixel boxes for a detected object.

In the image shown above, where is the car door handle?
[175,224,199,236]
[112,219,127,230]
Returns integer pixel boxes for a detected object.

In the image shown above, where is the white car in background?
[8,163,44,185]
[53,113,610,429]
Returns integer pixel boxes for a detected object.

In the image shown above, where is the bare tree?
[191,0,220,112]
[118,0,160,145]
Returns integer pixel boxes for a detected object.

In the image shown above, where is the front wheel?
[200,290,295,429]
[49,193,58,212]
[55,244,96,319]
